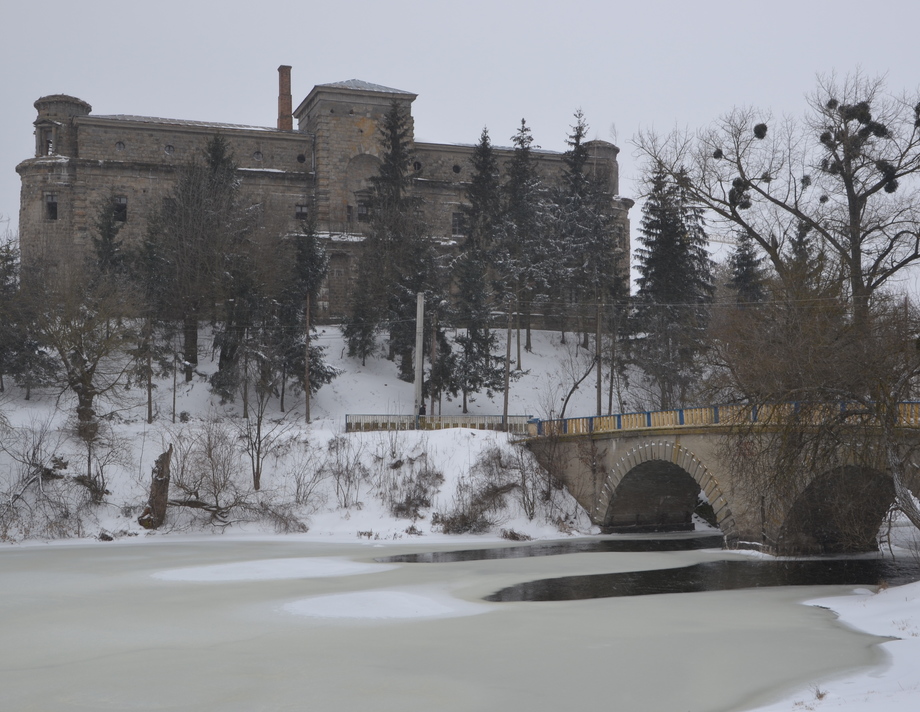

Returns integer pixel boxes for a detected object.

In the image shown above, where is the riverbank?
[750,573,920,712]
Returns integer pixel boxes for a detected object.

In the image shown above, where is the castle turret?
[33,95,92,157]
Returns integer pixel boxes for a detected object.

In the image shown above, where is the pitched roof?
[317,79,413,95]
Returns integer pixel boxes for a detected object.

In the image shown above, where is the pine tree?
[90,192,126,282]
[547,110,622,343]
[461,128,502,252]
[345,100,438,382]
[495,119,547,355]
[727,230,767,304]
[633,169,714,409]
[453,248,504,412]
[449,127,506,411]
[145,134,247,381]
[279,218,335,417]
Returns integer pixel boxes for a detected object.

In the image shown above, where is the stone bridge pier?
[527,428,902,555]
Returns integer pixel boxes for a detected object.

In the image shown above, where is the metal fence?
[345,414,534,434]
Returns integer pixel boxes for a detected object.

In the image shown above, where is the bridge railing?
[345,414,534,434]
[530,401,920,437]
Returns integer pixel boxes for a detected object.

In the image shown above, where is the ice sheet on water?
[152,556,396,582]
[283,587,490,620]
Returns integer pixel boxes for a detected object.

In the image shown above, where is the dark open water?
[379,534,920,601]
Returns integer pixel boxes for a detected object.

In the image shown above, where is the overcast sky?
[3,0,919,256]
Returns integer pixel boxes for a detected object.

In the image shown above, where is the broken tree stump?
[138,444,173,530]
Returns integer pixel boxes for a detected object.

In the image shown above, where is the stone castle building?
[17,66,631,319]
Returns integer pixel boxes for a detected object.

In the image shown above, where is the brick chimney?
[277,65,293,131]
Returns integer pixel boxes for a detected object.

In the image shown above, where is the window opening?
[40,128,54,156]
[113,196,128,222]
[295,204,309,220]
[45,193,58,220]
[452,212,465,237]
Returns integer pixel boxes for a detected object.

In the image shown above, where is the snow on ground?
[751,578,920,712]
[0,327,600,544]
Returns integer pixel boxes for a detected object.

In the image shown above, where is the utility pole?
[305,291,311,424]
[414,292,424,418]
[596,297,603,417]
[503,296,512,430]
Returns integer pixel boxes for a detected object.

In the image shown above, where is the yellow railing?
[530,402,920,437]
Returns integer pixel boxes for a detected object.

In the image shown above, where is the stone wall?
[17,76,631,321]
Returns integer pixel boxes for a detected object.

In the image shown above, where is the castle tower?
[293,80,416,231]
[16,95,93,270]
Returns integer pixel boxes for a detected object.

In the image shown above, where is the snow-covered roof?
[89,115,281,132]
[317,79,412,95]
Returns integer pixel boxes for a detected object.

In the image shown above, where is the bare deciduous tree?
[637,72,920,327]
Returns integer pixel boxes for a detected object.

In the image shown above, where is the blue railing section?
[530,402,920,437]
[345,414,534,434]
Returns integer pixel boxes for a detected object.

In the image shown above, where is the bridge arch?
[595,440,737,543]
[775,465,895,555]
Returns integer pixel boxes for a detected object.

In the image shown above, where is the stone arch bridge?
[526,404,920,555]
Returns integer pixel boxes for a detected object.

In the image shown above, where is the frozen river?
[0,536,895,712]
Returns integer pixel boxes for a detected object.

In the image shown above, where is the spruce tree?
[453,248,504,413]
[279,218,336,415]
[451,127,505,411]
[462,127,502,252]
[727,230,766,304]
[146,135,247,381]
[495,119,547,354]
[90,192,126,282]
[633,169,714,409]
[345,100,439,382]
[548,110,621,343]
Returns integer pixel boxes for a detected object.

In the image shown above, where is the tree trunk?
[515,296,522,370]
[525,306,532,352]
[138,445,173,530]
[183,315,198,382]
[280,364,287,412]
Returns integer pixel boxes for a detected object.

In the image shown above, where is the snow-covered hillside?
[0,328,610,543]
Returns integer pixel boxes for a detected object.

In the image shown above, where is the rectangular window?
[451,212,465,237]
[45,193,58,220]
[346,205,354,223]
[113,196,128,222]
[357,202,371,223]
[295,204,309,220]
